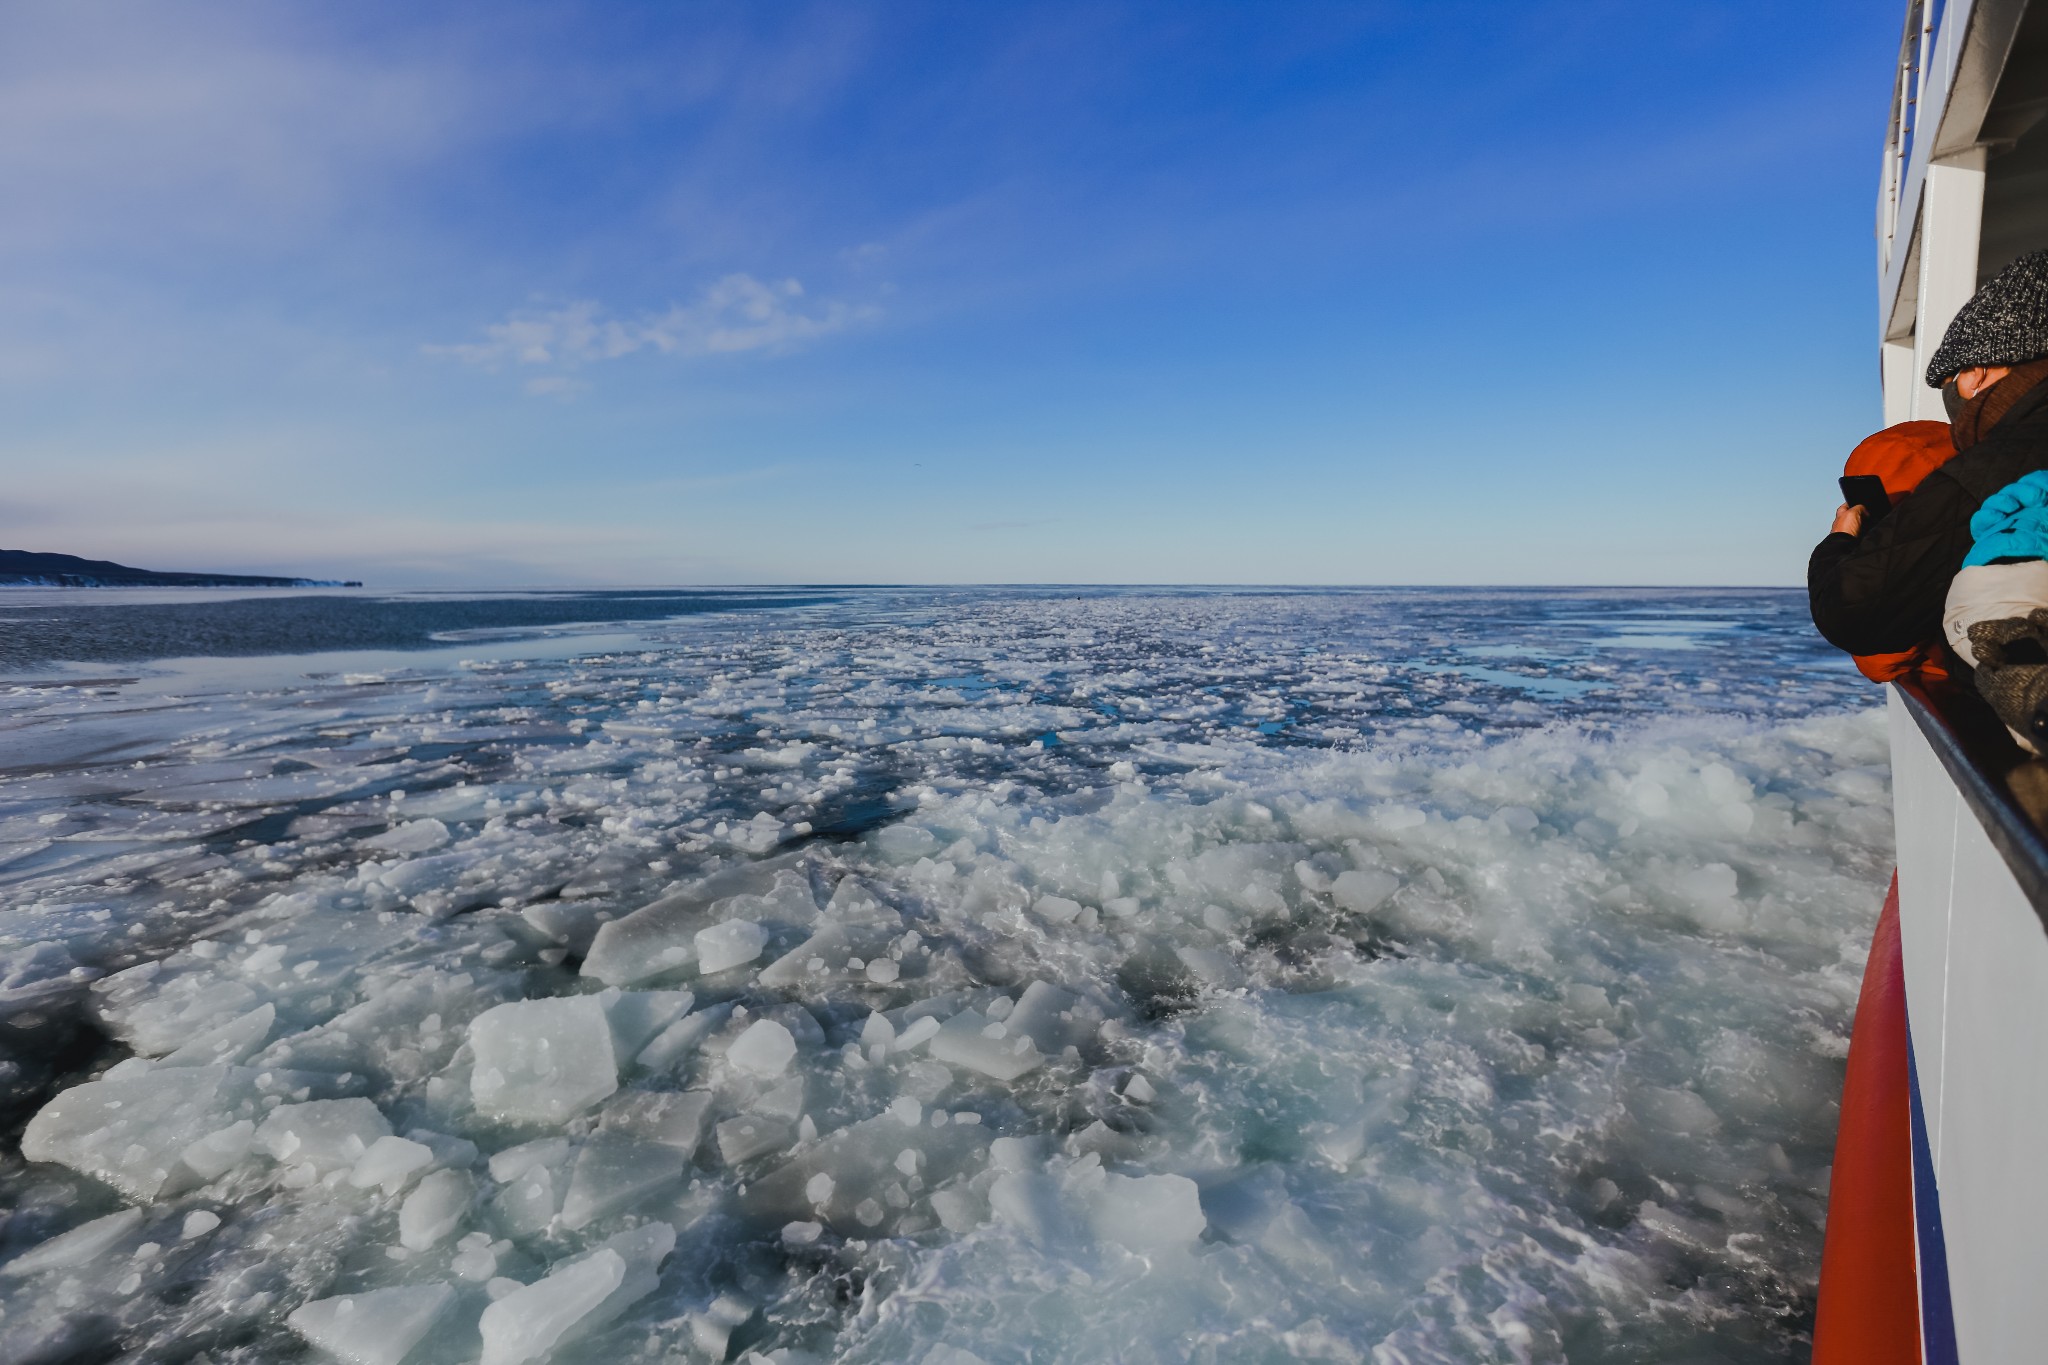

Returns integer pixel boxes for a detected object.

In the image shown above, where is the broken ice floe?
[0,589,1886,1362]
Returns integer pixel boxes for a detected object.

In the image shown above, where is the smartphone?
[1840,474,1893,519]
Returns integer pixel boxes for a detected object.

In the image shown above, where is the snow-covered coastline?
[0,589,1888,1363]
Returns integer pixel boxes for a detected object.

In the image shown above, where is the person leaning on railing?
[1941,469,2048,753]
[1810,248,2048,658]
[1826,420,1959,684]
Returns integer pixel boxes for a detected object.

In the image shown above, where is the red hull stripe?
[1814,874,1923,1364]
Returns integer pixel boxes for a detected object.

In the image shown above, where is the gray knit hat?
[1927,248,2048,386]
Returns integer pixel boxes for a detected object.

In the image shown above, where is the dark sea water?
[0,586,1888,1364]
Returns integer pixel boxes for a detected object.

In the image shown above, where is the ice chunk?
[348,1135,435,1194]
[930,1185,986,1233]
[1636,1085,1724,1136]
[727,1019,797,1077]
[492,1161,564,1238]
[469,996,620,1124]
[256,1099,393,1172]
[717,1115,795,1164]
[860,1012,896,1048]
[488,1137,574,1238]
[0,940,88,1013]
[723,812,787,853]
[181,1210,220,1239]
[288,1282,454,1365]
[368,849,494,918]
[635,1002,733,1073]
[688,1295,754,1357]
[754,1076,805,1121]
[758,921,845,989]
[894,1015,941,1051]
[2,1208,142,1276]
[600,990,694,1063]
[740,1110,990,1235]
[581,892,705,987]
[400,1168,475,1250]
[1032,895,1083,924]
[159,1003,275,1068]
[1092,1172,1206,1251]
[559,1133,687,1229]
[490,1136,572,1184]
[477,1223,674,1365]
[988,1136,1044,1173]
[520,901,608,956]
[90,960,263,1057]
[182,1119,257,1181]
[364,818,452,855]
[928,1010,1043,1081]
[696,920,770,974]
[23,1065,258,1201]
[1006,981,1093,1054]
[989,1168,1080,1246]
[599,1090,711,1151]
[452,1234,500,1282]
[1331,869,1400,914]
[406,1129,480,1171]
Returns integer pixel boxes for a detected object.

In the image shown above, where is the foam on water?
[0,589,1886,1363]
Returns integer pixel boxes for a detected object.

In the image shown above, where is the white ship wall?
[1889,688,2048,1360]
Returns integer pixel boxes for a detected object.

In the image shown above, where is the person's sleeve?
[1807,471,1977,655]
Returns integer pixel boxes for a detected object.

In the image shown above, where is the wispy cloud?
[431,275,877,378]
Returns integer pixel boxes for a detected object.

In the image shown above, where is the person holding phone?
[1817,423,1957,683]
[1810,248,2048,658]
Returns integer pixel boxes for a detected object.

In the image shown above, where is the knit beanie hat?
[1926,247,2048,386]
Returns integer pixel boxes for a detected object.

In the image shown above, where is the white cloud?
[0,6,488,256]
[432,275,877,376]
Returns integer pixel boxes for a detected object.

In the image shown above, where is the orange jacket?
[1843,421,1957,683]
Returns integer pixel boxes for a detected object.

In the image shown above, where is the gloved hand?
[1965,470,2048,565]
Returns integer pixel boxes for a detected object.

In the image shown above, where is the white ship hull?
[1824,4,2048,1359]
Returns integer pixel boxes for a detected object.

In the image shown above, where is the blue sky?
[3,1,1898,586]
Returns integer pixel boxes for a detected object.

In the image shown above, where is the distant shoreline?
[0,547,360,589]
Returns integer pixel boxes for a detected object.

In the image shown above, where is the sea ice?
[558,1132,687,1229]
[400,1168,476,1250]
[599,989,693,1063]
[726,1018,797,1077]
[928,1010,1043,1081]
[256,1099,394,1172]
[477,1224,675,1365]
[22,1065,261,1200]
[598,1089,711,1150]
[469,996,619,1123]
[0,588,1891,1362]
[288,1282,454,1365]
[1,1208,143,1276]
[159,1002,275,1067]
[349,1135,436,1193]
[695,919,770,974]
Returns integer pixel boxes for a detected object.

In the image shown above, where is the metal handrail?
[1895,678,2048,925]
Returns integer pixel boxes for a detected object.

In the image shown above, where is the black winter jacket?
[1810,380,2048,655]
